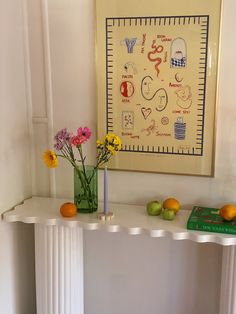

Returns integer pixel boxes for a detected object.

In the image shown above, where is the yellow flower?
[43,150,58,168]
[96,140,104,148]
[107,145,116,155]
[113,136,122,151]
[105,134,122,151]
[105,133,114,142]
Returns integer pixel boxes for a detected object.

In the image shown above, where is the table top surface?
[3,196,236,246]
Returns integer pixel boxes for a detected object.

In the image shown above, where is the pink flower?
[54,128,70,143]
[70,136,83,146]
[54,128,71,151]
[70,127,91,147]
[77,127,91,144]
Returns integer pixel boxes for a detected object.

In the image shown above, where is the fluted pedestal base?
[34,224,84,314]
[4,198,236,314]
[220,246,236,314]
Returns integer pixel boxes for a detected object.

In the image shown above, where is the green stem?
[76,146,95,211]
[57,152,91,206]
[74,167,96,211]
[56,144,98,212]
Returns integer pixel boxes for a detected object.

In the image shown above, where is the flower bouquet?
[43,127,122,213]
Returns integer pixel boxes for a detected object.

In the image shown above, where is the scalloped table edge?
[3,196,236,246]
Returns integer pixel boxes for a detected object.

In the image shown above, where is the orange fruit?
[220,204,236,221]
[162,198,181,214]
[60,202,77,217]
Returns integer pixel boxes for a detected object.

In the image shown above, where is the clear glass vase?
[74,166,98,213]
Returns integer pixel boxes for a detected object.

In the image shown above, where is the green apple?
[162,209,175,220]
[146,200,162,216]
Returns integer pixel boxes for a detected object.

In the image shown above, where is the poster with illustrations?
[96,0,222,176]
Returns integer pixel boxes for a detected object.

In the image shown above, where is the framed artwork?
[96,0,222,176]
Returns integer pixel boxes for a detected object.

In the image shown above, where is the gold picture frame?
[96,0,222,176]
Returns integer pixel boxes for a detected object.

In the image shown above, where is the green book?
[187,206,236,235]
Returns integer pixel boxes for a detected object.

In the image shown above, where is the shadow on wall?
[13,223,36,313]
[0,221,36,314]
[84,230,222,314]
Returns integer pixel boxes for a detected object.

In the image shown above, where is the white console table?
[3,197,236,314]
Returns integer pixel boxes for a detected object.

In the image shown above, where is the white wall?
[0,0,35,312]
[28,0,236,313]
[0,0,32,214]
[40,0,236,210]
[0,222,36,314]
[2,0,234,313]
[84,232,221,314]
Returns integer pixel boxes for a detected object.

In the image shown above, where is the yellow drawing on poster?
[96,0,222,176]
